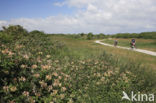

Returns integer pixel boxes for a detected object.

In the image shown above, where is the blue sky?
[0,0,156,34]
[0,0,75,20]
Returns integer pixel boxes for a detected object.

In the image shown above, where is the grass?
[50,35,156,70]
[1,28,156,103]
[102,38,156,52]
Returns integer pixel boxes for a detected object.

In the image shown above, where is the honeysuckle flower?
[33,73,40,78]
[31,64,37,69]
[60,94,65,99]
[3,86,9,92]
[46,55,51,58]
[46,75,52,80]
[52,72,58,77]
[19,77,26,82]
[23,91,29,97]
[38,52,43,55]
[41,65,51,70]
[20,64,27,69]
[48,85,53,92]
[10,86,17,92]
[39,80,47,88]
[61,87,67,92]
[23,54,29,59]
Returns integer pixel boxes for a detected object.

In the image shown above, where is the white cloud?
[1,0,156,34]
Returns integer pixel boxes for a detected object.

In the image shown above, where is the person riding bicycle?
[130,38,136,48]
[114,40,118,47]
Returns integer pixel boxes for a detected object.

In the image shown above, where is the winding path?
[95,40,156,56]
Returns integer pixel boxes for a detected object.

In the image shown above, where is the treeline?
[1,25,156,41]
[111,32,156,39]
[50,32,109,40]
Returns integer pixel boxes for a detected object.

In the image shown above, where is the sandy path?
[95,40,156,56]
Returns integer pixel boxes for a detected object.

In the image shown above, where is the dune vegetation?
[0,25,156,103]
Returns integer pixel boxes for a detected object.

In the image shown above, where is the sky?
[0,0,156,34]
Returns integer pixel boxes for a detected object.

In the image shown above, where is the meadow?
[0,25,156,103]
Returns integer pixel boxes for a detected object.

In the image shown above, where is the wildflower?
[20,64,27,69]
[23,91,29,97]
[8,51,14,57]
[31,64,37,69]
[97,73,101,77]
[35,92,41,97]
[67,99,74,103]
[58,76,62,80]
[2,49,9,54]
[60,94,65,99]
[38,52,43,55]
[46,75,52,80]
[96,82,101,85]
[101,77,105,81]
[59,83,62,87]
[41,65,51,70]
[23,54,29,59]
[48,85,53,92]
[46,55,51,58]
[39,80,47,88]
[3,86,9,92]
[55,60,59,63]
[10,86,17,92]
[70,94,75,98]
[15,45,23,49]
[61,87,67,92]
[52,72,58,77]
[19,77,26,82]
[53,79,60,87]
[9,100,15,103]
[51,90,58,96]
[33,73,40,78]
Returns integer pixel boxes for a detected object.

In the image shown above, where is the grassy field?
[102,38,156,52]
[0,26,156,103]
[50,36,156,70]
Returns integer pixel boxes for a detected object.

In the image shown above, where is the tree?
[87,32,93,40]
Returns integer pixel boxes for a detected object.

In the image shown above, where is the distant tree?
[87,32,93,40]
[80,33,85,37]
